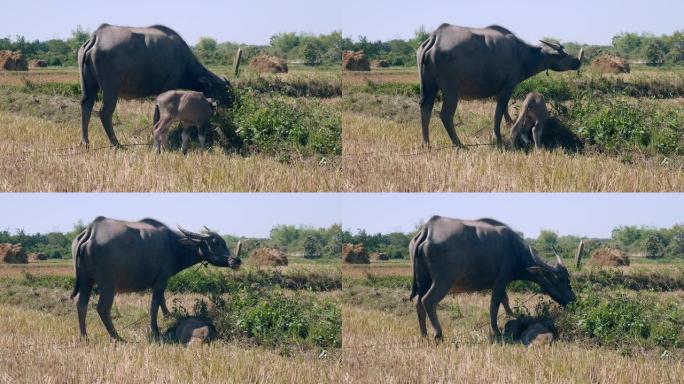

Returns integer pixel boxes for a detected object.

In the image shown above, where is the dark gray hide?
[78,24,230,148]
[417,24,582,147]
[70,216,240,341]
[409,215,574,341]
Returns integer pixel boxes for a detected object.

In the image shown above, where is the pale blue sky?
[0,0,340,45]
[340,193,683,238]
[0,1,680,46]
[344,0,683,45]
[0,193,342,237]
[0,194,681,239]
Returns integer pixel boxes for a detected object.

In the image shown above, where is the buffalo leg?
[76,278,94,340]
[98,90,122,148]
[153,117,174,154]
[532,120,544,150]
[421,280,451,341]
[160,293,171,318]
[501,292,514,317]
[199,121,210,149]
[96,286,121,340]
[416,299,428,337]
[439,89,462,147]
[493,88,514,146]
[79,76,99,148]
[150,284,167,340]
[419,72,438,147]
[503,107,513,126]
[180,123,191,155]
[489,285,507,338]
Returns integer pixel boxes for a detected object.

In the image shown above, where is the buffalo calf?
[152,90,217,154]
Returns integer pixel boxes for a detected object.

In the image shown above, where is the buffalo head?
[526,246,575,306]
[178,226,241,269]
[539,40,582,72]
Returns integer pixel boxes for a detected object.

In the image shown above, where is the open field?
[0,66,341,192]
[342,67,684,192]
[342,260,684,383]
[0,261,341,383]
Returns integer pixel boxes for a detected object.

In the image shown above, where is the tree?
[612,226,643,247]
[196,37,218,53]
[303,42,321,66]
[644,40,668,65]
[303,234,322,259]
[644,233,667,259]
[536,230,559,254]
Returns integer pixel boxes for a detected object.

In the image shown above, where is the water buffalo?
[417,24,583,147]
[153,90,216,154]
[510,92,548,150]
[71,216,241,341]
[409,216,574,341]
[78,24,230,148]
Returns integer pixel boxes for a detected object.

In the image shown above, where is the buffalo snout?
[228,257,241,270]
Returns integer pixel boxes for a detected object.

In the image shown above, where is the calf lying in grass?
[153,90,217,154]
[503,316,557,347]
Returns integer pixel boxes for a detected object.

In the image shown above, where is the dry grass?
[342,287,684,384]
[0,68,78,86]
[0,110,340,191]
[342,113,684,192]
[0,303,340,383]
[0,263,341,384]
[0,260,72,277]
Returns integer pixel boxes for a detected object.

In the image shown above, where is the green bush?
[216,89,340,157]
[167,266,341,293]
[176,290,340,350]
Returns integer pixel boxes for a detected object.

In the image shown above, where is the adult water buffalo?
[71,216,241,341]
[417,24,583,147]
[409,216,574,341]
[78,24,230,148]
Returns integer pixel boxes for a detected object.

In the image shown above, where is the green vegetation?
[0,27,344,67]
[528,288,684,350]
[171,290,340,351]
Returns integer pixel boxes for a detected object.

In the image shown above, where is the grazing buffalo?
[510,92,548,150]
[153,90,216,154]
[71,216,241,341]
[417,24,583,147]
[409,216,574,341]
[78,24,230,148]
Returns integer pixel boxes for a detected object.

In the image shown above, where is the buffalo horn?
[178,226,210,240]
[234,240,242,257]
[539,40,562,51]
[578,48,585,61]
[554,249,565,267]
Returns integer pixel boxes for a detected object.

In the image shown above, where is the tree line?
[0,26,345,67]
[2,222,683,262]
[344,27,684,67]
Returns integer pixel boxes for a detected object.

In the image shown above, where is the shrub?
[175,290,341,350]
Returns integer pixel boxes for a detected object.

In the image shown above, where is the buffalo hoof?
[80,141,90,150]
[434,334,444,343]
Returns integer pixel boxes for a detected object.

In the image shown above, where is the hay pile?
[0,50,28,71]
[342,243,369,264]
[28,252,48,261]
[370,252,389,261]
[592,55,630,74]
[250,54,288,74]
[0,243,27,263]
[249,247,288,266]
[371,59,389,68]
[590,248,630,267]
[29,59,48,68]
[342,51,370,71]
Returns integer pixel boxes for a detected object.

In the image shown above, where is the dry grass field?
[342,260,684,383]
[0,67,341,192]
[0,261,341,383]
[342,67,684,192]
